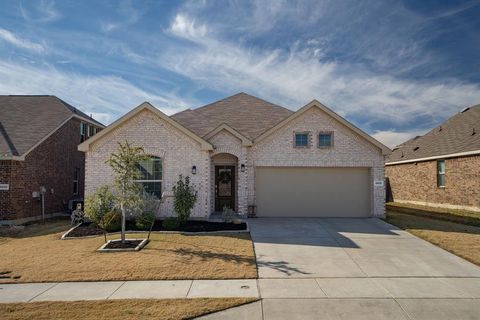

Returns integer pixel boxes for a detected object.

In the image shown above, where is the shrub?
[135,211,156,231]
[222,206,236,223]
[99,210,121,232]
[162,217,180,230]
[173,175,197,225]
[84,186,115,225]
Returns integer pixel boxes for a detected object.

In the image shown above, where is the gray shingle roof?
[0,95,103,158]
[387,104,480,162]
[171,92,294,140]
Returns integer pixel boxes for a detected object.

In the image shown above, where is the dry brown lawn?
[386,210,480,266]
[0,298,256,320]
[386,202,480,227]
[0,219,257,283]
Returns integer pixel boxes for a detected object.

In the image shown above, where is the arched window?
[135,156,162,198]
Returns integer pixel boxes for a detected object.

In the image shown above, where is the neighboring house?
[386,104,480,211]
[79,93,389,219]
[0,95,105,223]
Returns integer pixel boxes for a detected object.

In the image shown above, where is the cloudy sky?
[1,0,479,147]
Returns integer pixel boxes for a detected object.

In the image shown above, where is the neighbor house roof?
[0,95,104,160]
[386,104,480,164]
[171,92,294,140]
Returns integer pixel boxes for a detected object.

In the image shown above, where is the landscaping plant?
[173,175,197,225]
[106,141,147,243]
[84,185,115,225]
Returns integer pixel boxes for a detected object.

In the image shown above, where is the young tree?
[106,141,147,242]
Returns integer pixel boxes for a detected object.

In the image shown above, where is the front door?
[215,166,235,212]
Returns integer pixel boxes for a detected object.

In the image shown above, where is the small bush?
[135,211,156,230]
[162,217,180,230]
[84,186,115,225]
[173,175,197,225]
[222,206,236,223]
[99,211,121,232]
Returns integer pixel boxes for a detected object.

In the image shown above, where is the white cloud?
[170,14,207,40]
[0,62,193,124]
[371,129,427,148]
[161,14,480,129]
[0,28,45,53]
[20,0,60,23]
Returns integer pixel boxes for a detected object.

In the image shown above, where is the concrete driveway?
[198,217,480,319]
[250,217,480,278]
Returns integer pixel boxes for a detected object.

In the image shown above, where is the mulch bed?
[65,220,247,238]
[103,240,143,249]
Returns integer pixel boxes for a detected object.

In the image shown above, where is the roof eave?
[203,124,253,146]
[78,102,213,152]
[386,149,480,165]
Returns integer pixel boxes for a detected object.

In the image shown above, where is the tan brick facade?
[386,155,480,211]
[84,106,386,218]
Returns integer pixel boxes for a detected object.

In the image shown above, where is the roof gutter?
[386,149,480,166]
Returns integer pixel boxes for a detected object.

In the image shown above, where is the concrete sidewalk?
[0,279,258,303]
[3,276,480,303]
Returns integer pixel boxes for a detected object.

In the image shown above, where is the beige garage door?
[255,167,371,217]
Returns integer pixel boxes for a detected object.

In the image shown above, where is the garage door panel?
[256,167,371,217]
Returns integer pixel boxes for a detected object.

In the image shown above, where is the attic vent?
[439,126,442,131]
[473,128,476,136]
[401,151,404,158]
[413,147,419,151]
[461,107,470,113]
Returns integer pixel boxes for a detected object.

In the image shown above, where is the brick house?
[0,96,104,223]
[79,93,389,219]
[386,104,480,211]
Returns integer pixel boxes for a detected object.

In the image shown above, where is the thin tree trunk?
[121,203,126,243]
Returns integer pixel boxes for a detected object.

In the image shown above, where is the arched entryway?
[211,153,238,213]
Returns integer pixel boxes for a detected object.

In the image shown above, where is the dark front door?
[215,166,235,212]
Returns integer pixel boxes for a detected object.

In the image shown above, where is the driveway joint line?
[313,278,328,297]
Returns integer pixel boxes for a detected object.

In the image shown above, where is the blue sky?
[0,0,479,147]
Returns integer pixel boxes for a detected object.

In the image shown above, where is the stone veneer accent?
[84,107,386,218]
[386,155,480,211]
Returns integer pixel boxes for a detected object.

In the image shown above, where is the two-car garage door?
[255,167,371,217]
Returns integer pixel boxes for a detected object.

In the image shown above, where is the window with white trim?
[135,156,162,198]
[437,160,445,187]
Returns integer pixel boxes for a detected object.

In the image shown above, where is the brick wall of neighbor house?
[0,160,13,218]
[0,118,86,221]
[386,155,480,210]
[85,109,211,218]
[250,107,386,217]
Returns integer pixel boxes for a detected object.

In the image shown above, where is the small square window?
[318,133,333,148]
[294,133,309,147]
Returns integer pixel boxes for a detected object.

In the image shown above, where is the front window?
[80,123,86,142]
[318,132,333,148]
[135,156,162,198]
[88,125,95,137]
[437,160,445,187]
[294,133,309,147]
